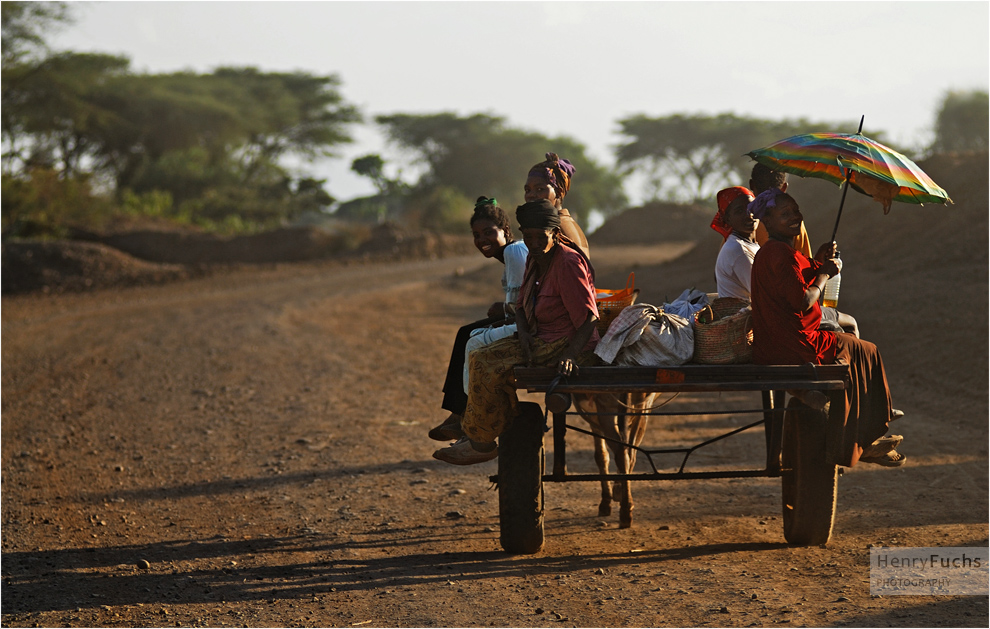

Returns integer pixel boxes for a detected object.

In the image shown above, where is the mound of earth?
[4,223,476,295]
[74,225,351,265]
[590,202,713,246]
[349,222,475,261]
[1,240,193,295]
[72,222,475,266]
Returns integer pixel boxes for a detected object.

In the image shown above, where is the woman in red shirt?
[750,189,905,467]
[433,200,600,465]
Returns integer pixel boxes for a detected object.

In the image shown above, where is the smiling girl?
[428,197,528,442]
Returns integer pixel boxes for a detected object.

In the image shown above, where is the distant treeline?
[2,3,987,237]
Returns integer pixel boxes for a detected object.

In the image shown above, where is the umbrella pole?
[830,115,864,242]
[830,176,852,242]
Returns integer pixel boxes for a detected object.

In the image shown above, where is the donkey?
[572,392,658,528]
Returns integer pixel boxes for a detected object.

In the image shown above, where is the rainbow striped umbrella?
[747,126,951,240]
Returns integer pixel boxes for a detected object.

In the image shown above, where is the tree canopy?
[614,113,862,203]
[1,1,72,66]
[374,112,627,226]
[931,90,988,154]
[3,38,361,231]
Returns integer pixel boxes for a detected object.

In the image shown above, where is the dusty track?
[2,238,988,627]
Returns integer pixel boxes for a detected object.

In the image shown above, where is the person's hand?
[814,241,837,263]
[487,302,505,319]
[823,257,842,277]
[557,356,579,377]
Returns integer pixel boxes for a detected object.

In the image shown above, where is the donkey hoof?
[598,503,612,517]
[619,507,633,529]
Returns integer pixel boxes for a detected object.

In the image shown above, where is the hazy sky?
[50,1,989,205]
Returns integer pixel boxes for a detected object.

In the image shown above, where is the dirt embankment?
[2,223,476,296]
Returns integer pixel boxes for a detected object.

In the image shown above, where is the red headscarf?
[711,186,755,241]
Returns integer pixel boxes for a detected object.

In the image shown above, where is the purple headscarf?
[528,152,576,196]
[747,187,788,220]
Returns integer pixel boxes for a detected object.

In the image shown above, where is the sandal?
[861,449,907,467]
[428,413,464,441]
[860,435,903,459]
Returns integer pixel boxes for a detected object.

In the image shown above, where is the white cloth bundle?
[594,303,694,366]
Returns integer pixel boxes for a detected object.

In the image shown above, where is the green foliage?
[2,52,131,176]
[334,195,391,224]
[3,56,359,232]
[615,113,860,203]
[213,67,361,171]
[1,167,110,236]
[932,90,989,154]
[1,1,71,65]
[351,154,387,191]
[375,112,626,226]
[402,186,475,234]
[118,188,175,218]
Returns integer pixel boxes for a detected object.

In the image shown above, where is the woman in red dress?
[749,188,905,467]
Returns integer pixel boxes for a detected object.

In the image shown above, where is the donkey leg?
[575,394,613,518]
[593,434,612,516]
[617,393,655,529]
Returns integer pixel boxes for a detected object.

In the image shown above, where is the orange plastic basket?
[595,272,638,336]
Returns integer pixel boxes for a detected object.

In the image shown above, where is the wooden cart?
[493,364,851,554]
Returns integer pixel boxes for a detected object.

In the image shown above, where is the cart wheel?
[781,397,837,545]
[498,401,545,554]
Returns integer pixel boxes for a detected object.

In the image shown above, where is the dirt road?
[2,246,987,627]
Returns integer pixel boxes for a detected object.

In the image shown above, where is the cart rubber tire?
[498,401,545,554]
[781,397,838,546]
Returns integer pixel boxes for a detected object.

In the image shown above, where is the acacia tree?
[375,112,626,226]
[931,90,988,154]
[3,57,361,228]
[1,1,71,66]
[614,113,860,203]
[3,52,132,178]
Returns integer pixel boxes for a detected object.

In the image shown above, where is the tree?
[342,154,410,223]
[351,154,387,193]
[931,90,989,154]
[2,52,131,177]
[375,112,626,226]
[3,59,361,230]
[615,113,860,203]
[1,1,72,66]
[213,67,360,177]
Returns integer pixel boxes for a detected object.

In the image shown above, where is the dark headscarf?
[527,152,576,197]
[516,200,594,335]
[516,199,561,230]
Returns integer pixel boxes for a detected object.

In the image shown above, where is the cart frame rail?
[509,363,850,481]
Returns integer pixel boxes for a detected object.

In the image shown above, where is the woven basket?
[692,297,753,364]
[595,272,637,336]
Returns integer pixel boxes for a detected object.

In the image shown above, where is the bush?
[1,168,112,237]
[402,186,474,234]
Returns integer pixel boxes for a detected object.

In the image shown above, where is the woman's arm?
[800,258,841,311]
[515,304,534,366]
[557,311,598,376]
